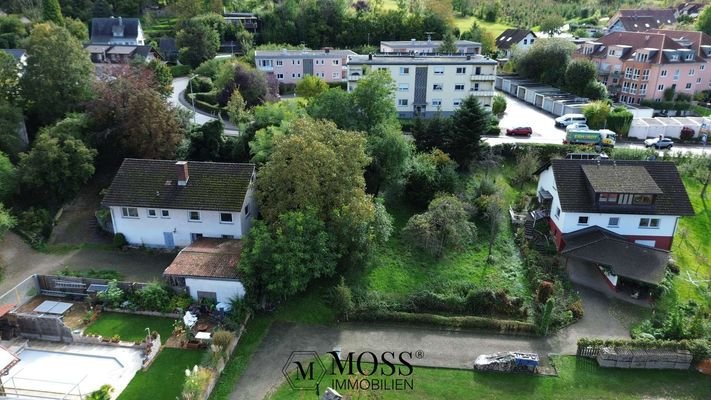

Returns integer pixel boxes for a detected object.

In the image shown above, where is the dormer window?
[599,193,618,203]
[632,194,653,205]
[636,53,648,62]
[686,53,694,60]
[670,54,679,61]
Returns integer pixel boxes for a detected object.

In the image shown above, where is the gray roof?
[102,159,255,212]
[537,159,694,216]
[381,40,481,48]
[496,29,536,50]
[1,49,25,60]
[562,226,669,285]
[255,49,356,59]
[90,17,141,43]
[581,164,663,194]
[347,54,497,65]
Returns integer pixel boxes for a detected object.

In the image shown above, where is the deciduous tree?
[492,94,507,117]
[565,59,597,95]
[0,152,16,203]
[21,23,93,126]
[514,38,575,86]
[403,194,476,257]
[0,204,15,239]
[404,149,458,208]
[539,15,565,37]
[42,0,63,25]
[176,18,219,68]
[185,120,223,161]
[295,75,329,99]
[698,6,711,36]
[64,17,88,41]
[582,100,611,130]
[0,101,25,160]
[0,52,20,103]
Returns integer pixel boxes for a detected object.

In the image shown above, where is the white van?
[555,114,587,127]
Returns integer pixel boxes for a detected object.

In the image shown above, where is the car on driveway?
[565,123,589,132]
[644,137,674,149]
[506,126,532,137]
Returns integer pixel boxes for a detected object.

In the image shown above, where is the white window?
[630,83,637,94]
[637,53,648,62]
[639,218,660,228]
[398,83,409,91]
[147,209,157,218]
[332,72,339,79]
[432,83,443,91]
[433,67,444,75]
[161,210,170,218]
[431,99,442,106]
[701,64,706,71]
[658,84,665,91]
[689,68,695,76]
[456,67,466,74]
[399,67,410,75]
[697,77,702,83]
[453,98,462,106]
[397,99,408,106]
[332,59,339,65]
[454,83,465,91]
[291,60,300,65]
[473,83,480,91]
[189,211,201,222]
[220,213,233,223]
[632,68,640,80]
[670,54,679,61]
[661,69,668,77]
[276,60,283,66]
[625,67,632,79]
[686,83,692,89]
[523,39,528,45]
[686,53,694,60]
[276,73,284,80]
[622,82,630,93]
[640,83,647,95]
[121,207,138,218]
[578,216,589,225]
[673,69,680,80]
[607,49,616,56]
[608,217,619,226]
[642,69,650,81]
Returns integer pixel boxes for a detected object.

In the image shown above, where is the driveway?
[170,77,240,135]
[230,285,646,400]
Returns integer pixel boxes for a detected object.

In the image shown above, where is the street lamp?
[188,73,197,124]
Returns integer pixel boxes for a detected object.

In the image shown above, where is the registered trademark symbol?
[415,350,424,359]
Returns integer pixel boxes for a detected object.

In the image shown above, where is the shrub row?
[404,289,527,319]
[170,64,192,78]
[577,337,711,362]
[352,310,537,335]
[640,100,692,111]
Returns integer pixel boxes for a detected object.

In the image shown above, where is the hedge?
[606,107,633,136]
[640,100,692,111]
[577,337,711,362]
[327,81,347,90]
[352,310,538,335]
[170,64,192,78]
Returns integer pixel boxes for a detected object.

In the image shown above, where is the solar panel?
[86,284,109,293]
[33,301,58,313]
[33,301,72,315]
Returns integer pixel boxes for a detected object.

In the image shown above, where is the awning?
[562,227,669,285]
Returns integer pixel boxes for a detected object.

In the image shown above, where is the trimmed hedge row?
[352,310,538,335]
[577,337,711,362]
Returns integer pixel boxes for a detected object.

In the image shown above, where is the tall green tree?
[438,31,458,54]
[42,0,64,25]
[444,96,486,168]
[0,204,15,239]
[539,15,565,37]
[295,75,329,99]
[64,17,87,41]
[582,100,611,129]
[239,211,336,305]
[21,23,93,127]
[492,94,507,117]
[18,123,96,207]
[186,120,224,161]
[0,152,16,203]
[145,60,173,98]
[565,59,597,96]
[177,18,220,68]
[0,101,25,160]
[0,52,20,103]
[514,38,575,86]
[698,6,711,36]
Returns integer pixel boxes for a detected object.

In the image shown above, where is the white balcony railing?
[469,90,496,97]
[470,74,496,81]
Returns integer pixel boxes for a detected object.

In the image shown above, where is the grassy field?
[269,356,711,400]
[84,312,176,342]
[118,348,204,400]
[670,178,711,306]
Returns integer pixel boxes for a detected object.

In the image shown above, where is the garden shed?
[163,238,246,304]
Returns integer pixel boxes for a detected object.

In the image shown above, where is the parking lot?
[488,91,567,145]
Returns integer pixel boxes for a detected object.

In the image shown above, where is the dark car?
[506,126,532,137]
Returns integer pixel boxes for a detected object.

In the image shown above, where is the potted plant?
[101,336,109,343]
[111,334,120,343]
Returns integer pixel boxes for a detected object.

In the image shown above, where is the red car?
[506,126,532,137]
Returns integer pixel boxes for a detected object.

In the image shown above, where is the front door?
[163,232,174,248]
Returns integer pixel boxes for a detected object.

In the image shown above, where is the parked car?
[644,137,674,149]
[554,113,587,127]
[565,123,589,132]
[506,126,532,136]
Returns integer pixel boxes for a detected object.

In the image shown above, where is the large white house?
[102,159,257,248]
[380,39,481,55]
[534,158,694,291]
[495,29,537,59]
[346,54,497,118]
[90,17,145,46]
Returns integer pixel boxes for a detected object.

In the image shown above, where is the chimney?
[176,161,189,186]
[368,53,373,60]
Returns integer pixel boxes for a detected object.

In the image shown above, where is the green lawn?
[118,348,204,400]
[671,179,711,306]
[84,312,176,342]
[454,16,512,37]
[269,356,711,400]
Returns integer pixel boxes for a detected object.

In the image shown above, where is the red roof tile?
[163,239,242,279]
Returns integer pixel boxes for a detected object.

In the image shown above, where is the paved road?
[230,286,646,400]
[487,92,711,156]
[169,77,240,136]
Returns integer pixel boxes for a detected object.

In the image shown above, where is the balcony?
[469,90,495,97]
[348,74,362,81]
[470,74,496,81]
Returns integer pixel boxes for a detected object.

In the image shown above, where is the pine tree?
[42,0,63,25]
[438,32,458,54]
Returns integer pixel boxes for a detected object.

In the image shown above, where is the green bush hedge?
[327,81,347,90]
[194,91,218,105]
[352,310,537,335]
[278,83,296,95]
[577,337,711,362]
[170,64,192,78]
[192,77,214,93]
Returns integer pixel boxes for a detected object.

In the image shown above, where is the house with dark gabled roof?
[607,8,677,32]
[534,158,693,292]
[101,159,257,248]
[495,29,537,59]
[90,17,144,46]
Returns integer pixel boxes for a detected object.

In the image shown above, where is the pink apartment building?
[254,49,356,84]
[575,30,711,104]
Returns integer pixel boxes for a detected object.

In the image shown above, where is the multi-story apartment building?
[380,39,481,55]
[575,30,711,104]
[346,54,497,118]
[254,49,356,84]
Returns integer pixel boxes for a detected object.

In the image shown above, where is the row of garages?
[495,76,654,119]
[628,117,710,140]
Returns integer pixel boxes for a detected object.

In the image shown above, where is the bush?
[168,294,193,312]
[170,64,192,77]
[278,83,297,95]
[135,282,172,312]
[194,91,218,105]
[568,300,584,319]
[97,280,124,308]
[16,207,53,248]
[351,310,537,335]
[112,233,127,248]
[192,77,213,93]
[194,58,230,80]
[537,281,554,303]
[680,127,695,141]
[331,277,354,321]
[212,330,235,351]
[577,337,711,363]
